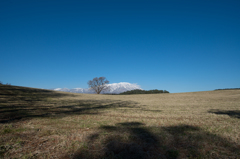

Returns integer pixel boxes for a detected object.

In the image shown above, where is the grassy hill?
[0,85,240,158]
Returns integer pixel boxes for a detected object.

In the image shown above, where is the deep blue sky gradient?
[1,0,240,93]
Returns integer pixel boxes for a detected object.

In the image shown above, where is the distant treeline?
[0,81,11,85]
[215,88,240,90]
[119,89,169,95]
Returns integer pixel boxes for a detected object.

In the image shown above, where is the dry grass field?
[0,85,240,159]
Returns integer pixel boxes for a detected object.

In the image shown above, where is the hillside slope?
[0,85,240,158]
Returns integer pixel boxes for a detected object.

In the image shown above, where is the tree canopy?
[88,77,109,94]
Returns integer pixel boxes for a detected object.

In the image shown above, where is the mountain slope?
[52,82,142,94]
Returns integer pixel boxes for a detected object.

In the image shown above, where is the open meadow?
[0,85,240,159]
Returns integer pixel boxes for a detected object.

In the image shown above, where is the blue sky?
[1,0,239,93]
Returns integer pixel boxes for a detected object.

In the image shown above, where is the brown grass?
[0,85,240,158]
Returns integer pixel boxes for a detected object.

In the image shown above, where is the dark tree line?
[0,81,11,85]
[119,89,169,95]
[215,88,240,90]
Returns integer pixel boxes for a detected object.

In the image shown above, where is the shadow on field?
[0,85,141,123]
[208,109,240,119]
[68,122,240,159]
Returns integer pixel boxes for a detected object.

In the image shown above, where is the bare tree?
[88,77,110,94]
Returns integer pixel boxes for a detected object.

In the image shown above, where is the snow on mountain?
[54,88,70,92]
[107,82,142,94]
[52,82,142,94]
[54,88,62,91]
[53,88,92,93]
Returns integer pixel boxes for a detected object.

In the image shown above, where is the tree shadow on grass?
[208,109,240,119]
[0,85,142,123]
[69,122,240,159]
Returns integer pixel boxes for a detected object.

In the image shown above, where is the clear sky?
[1,0,240,93]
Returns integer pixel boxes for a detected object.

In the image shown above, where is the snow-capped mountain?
[108,82,142,94]
[52,82,142,94]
